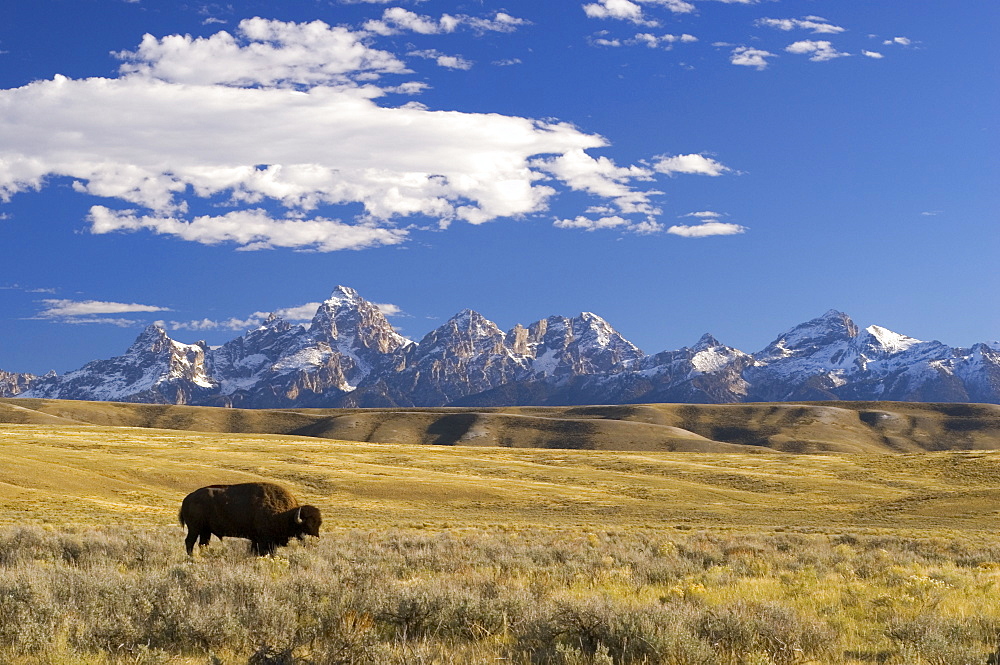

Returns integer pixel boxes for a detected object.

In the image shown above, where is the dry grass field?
[3,405,1000,664]
[4,397,1000,453]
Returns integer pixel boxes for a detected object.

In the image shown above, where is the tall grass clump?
[1,525,1000,664]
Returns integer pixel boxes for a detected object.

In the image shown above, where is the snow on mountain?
[11,293,1000,407]
[23,324,214,403]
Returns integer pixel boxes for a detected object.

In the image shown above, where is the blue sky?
[1,0,997,375]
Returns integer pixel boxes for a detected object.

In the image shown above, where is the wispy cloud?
[667,221,747,237]
[407,49,473,70]
[756,17,845,35]
[592,32,698,48]
[363,9,528,36]
[554,215,663,235]
[862,50,884,59]
[169,302,323,332]
[374,302,407,317]
[653,154,731,176]
[88,208,409,252]
[37,299,171,318]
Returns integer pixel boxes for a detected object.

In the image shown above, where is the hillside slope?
[3,398,999,453]
[4,424,1000,532]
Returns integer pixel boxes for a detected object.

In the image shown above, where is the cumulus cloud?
[116,18,408,89]
[730,46,776,70]
[785,40,850,62]
[582,0,695,26]
[0,20,682,253]
[862,50,884,59]
[538,149,660,215]
[667,221,746,237]
[883,36,912,46]
[756,17,845,34]
[653,154,730,176]
[37,299,171,318]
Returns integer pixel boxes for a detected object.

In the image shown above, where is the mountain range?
[3,286,999,407]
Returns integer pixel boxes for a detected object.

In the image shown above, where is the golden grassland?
[4,421,1000,664]
[4,422,1000,531]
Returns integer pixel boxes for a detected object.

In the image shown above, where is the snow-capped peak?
[759,309,859,358]
[862,325,923,353]
[693,333,722,351]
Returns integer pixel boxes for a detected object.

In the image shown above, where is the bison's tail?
[178,506,186,527]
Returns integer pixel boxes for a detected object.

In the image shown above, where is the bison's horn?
[295,507,303,525]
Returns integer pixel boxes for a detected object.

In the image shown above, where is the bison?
[179,482,322,556]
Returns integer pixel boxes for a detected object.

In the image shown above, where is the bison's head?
[293,505,322,538]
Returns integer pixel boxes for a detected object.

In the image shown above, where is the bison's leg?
[198,530,212,548]
[250,539,275,556]
[184,528,199,556]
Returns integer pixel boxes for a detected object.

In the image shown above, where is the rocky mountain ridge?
[6,287,1000,407]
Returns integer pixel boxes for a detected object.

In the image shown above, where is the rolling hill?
[2,397,1000,453]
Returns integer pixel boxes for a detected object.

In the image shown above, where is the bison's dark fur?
[179,482,322,556]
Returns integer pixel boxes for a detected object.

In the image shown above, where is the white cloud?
[493,58,522,66]
[883,36,912,46]
[584,0,648,24]
[785,40,850,62]
[862,50,884,59]
[554,215,665,235]
[730,46,776,70]
[169,301,323,331]
[408,49,473,70]
[667,221,747,237]
[37,299,171,318]
[627,32,698,48]
[653,154,730,176]
[274,303,324,320]
[0,21,672,252]
[463,13,530,34]
[538,149,656,214]
[374,302,405,317]
[62,317,141,327]
[582,0,694,26]
[117,18,409,88]
[683,210,723,218]
[88,207,409,252]
[554,215,631,231]
[756,17,845,35]
[363,9,527,36]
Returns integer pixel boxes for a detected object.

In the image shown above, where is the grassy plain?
[3,422,1000,664]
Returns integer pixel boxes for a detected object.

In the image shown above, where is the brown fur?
[178,482,322,556]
